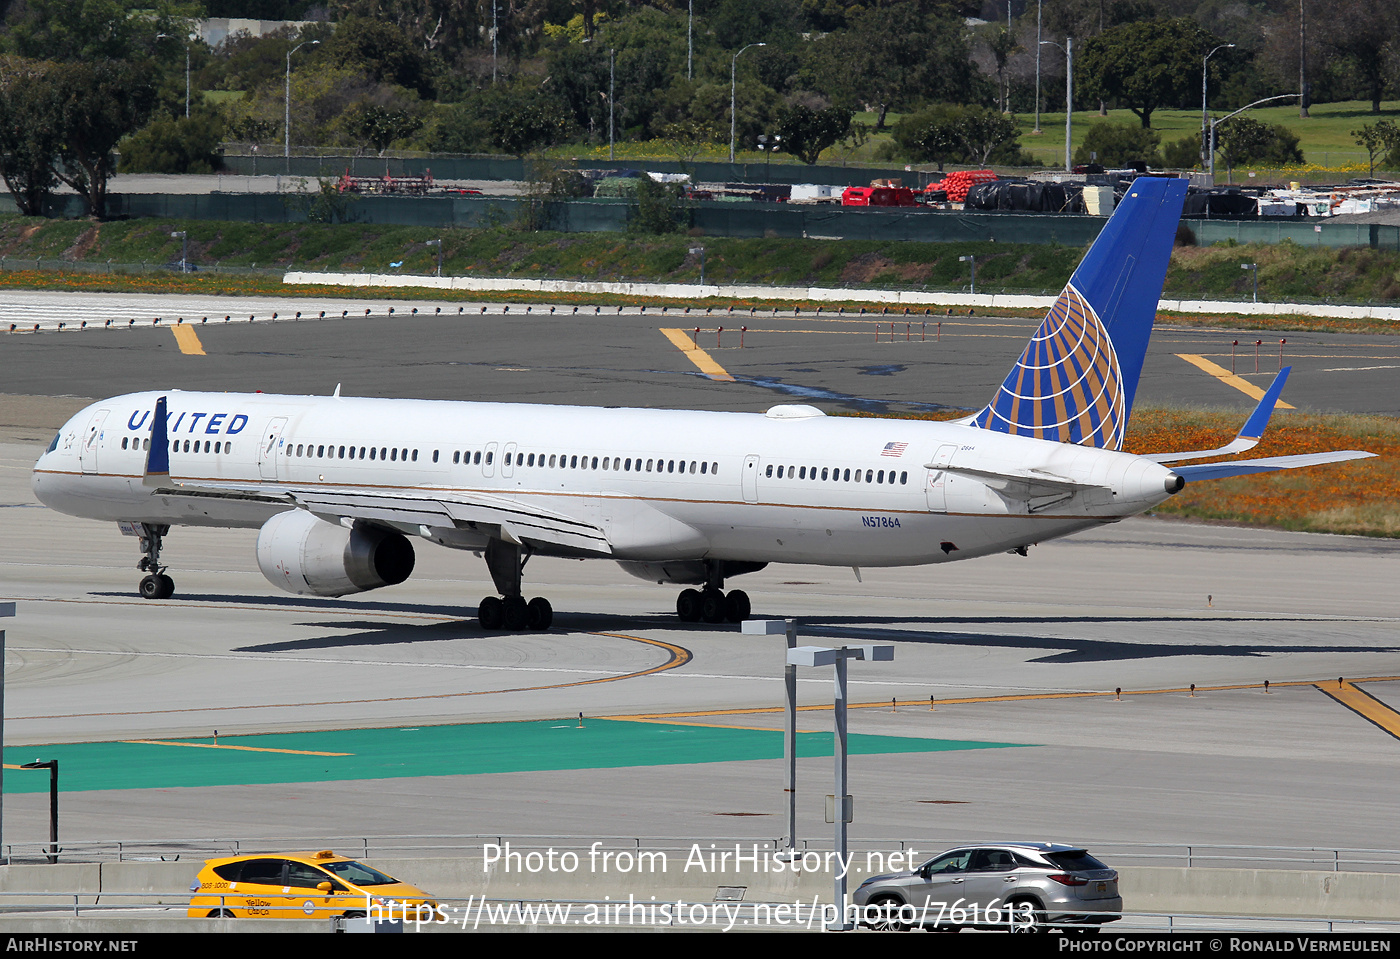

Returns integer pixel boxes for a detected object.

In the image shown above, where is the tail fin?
[969,176,1188,450]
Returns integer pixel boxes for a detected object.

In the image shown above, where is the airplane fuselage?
[33,390,1181,571]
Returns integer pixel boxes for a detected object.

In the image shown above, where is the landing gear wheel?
[139,575,160,600]
[724,589,750,623]
[676,588,702,622]
[502,596,529,631]
[526,597,554,630]
[700,589,727,624]
[478,596,504,630]
[153,574,174,599]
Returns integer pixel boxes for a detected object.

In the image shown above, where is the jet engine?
[256,509,415,597]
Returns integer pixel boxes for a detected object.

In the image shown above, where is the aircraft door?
[742,455,760,503]
[925,444,957,513]
[79,409,110,474]
[259,417,288,481]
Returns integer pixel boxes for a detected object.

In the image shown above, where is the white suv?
[852,842,1122,932]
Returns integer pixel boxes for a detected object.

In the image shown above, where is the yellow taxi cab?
[187,849,439,920]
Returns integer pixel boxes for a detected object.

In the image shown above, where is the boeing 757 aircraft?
[31,178,1372,630]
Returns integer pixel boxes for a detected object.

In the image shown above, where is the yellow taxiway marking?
[1313,682,1400,741]
[1175,353,1296,408]
[171,324,206,355]
[122,739,352,756]
[660,328,735,381]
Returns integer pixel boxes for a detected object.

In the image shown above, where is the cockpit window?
[47,432,60,453]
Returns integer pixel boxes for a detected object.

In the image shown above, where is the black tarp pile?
[964,180,1086,213]
[1181,191,1259,216]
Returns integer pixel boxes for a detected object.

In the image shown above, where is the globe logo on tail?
[971,284,1126,450]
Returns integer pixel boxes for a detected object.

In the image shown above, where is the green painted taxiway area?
[2,720,1028,793]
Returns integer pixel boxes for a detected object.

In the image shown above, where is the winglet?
[1142,366,1292,465]
[1238,366,1291,441]
[143,396,170,486]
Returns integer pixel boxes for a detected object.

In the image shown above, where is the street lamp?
[156,33,198,118]
[786,642,894,930]
[730,42,766,164]
[959,254,976,295]
[1241,262,1258,303]
[19,760,58,864]
[1202,43,1236,170]
[171,231,188,273]
[285,39,321,161]
[1033,0,1042,134]
[689,245,706,286]
[1040,37,1072,172]
[426,239,442,277]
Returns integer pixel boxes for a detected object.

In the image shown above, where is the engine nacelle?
[256,509,415,597]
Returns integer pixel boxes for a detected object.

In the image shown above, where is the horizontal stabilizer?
[1174,450,1376,483]
[1145,368,1291,464]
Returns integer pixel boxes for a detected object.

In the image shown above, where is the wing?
[1173,450,1376,483]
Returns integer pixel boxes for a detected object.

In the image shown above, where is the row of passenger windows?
[499,451,720,475]
[288,443,419,462]
[767,464,908,485]
[120,436,233,455]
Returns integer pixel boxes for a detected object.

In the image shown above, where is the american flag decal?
[881,442,908,457]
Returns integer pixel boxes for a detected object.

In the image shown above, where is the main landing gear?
[135,523,175,600]
[676,561,750,624]
[477,538,553,631]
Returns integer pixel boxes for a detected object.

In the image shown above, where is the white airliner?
[31,178,1372,630]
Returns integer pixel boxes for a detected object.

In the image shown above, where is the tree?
[1353,121,1400,175]
[1073,123,1162,168]
[803,4,983,131]
[51,60,159,217]
[893,104,1026,169]
[344,100,427,155]
[118,113,226,174]
[775,103,851,164]
[323,14,436,98]
[1077,18,1222,128]
[0,57,61,216]
[1215,117,1304,176]
[1321,0,1400,114]
[481,89,576,156]
[4,0,202,63]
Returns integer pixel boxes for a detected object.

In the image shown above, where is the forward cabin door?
[79,408,110,474]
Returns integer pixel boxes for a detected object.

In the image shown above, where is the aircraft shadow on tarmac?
[110,592,1397,664]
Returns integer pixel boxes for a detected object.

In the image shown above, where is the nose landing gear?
[135,524,175,600]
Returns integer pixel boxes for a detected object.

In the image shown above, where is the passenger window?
[702,462,709,475]
[144,439,150,450]
[821,468,828,480]
[412,450,418,462]
[799,467,806,480]
[571,455,578,468]
[433,450,439,463]
[712,462,718,475]
[485,451,493,465]
[878,470,885,483]
[122,437,128,450]
[505,452,511,466]
[370,448,377,460]
[391,448,398,462]
[337,445,345,458]
[843,468,850,481]
[453,451,460,464]
[866,470,873,483]
[900,471,908,484]
[475,451,482,465]
[591,457,599,469]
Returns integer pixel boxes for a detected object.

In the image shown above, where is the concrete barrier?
[282,270,1400,323]
[7,857,1400,922]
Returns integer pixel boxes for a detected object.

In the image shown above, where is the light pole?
[1033,0,1042,134]
[1040,37,1072,171]
[1202,43,1235,170]
[757,134,781,179]
[156,33,196,118]
[609,48,615,161]
[19,760,58,864]
[730,42,765,164]
[0,602,13,863]
[786,642,894,930]
[1241,262,1258,303]
[426,239,442,277]
[285,39,320,162]
[959,254,976,295]
[688,0,693,80]
[689,245,706,286]
[171,231,188,272]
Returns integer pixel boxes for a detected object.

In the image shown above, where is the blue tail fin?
[969,176,1188,450]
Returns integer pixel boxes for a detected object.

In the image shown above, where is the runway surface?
[2,287,1399,862]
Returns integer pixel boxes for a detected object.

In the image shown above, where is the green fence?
[216,154,932,189]
[1193,219,1400,251]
